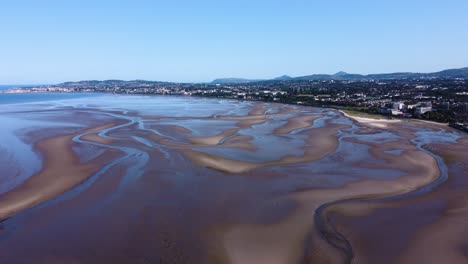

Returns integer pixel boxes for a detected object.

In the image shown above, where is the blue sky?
[1,0,468,84]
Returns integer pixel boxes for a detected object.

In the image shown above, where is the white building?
[392,102,405,110]
[415,103,432,114]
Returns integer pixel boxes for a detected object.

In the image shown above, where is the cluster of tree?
[420,111,457,123]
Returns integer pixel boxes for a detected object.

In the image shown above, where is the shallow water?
[0,94,467,264]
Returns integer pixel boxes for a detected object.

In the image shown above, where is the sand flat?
[214,120,442,264]
[0,123,118,220]
[396,142,468,264]
[180,122,346,174]
[273,114,322,134]
[80,123,118,145]
[0,98,466,264]
[188,128,239,145]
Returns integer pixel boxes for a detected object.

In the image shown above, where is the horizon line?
[2,65,467,86]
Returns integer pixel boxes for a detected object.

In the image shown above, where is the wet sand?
[326,138,468,264]
[0,97,466,264]
[187,129,239,145]
[217,135,441,264]
[0,123,123,220]
[273,114,322,134]
[180,120,346,174]
[306,123,466,263]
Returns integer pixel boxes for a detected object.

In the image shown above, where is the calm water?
[0,92,103,105]
[0,84,38,91]
[0,93,256,118]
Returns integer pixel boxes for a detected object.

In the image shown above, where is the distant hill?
[273,75,294,81]
[211,67,468,83]
[428,67,468,78]
[211,78,264,84]
[333,71,349,77]
[53,67,468,87]
[294,74,337,81]
[212,75,296,84]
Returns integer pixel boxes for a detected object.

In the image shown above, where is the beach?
[0,95,466,264]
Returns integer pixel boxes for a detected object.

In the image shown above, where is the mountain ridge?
[211,67,468,84]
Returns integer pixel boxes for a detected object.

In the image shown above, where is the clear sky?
[1,0,468,84]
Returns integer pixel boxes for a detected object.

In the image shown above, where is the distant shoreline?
[0,90,464,132]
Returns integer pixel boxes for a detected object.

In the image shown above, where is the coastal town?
[4,77,468,131]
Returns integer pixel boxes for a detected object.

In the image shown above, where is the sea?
[0,85,37,91]
[0,85,103,105]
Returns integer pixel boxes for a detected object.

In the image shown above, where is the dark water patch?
[463,244,468,258]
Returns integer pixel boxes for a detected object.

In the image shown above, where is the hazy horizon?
[2,64,468,86]
[1,0,468,84]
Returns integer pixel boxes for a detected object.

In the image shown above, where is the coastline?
[339,109,461,131]
[339,110,401,128]
[2,90,457,129]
